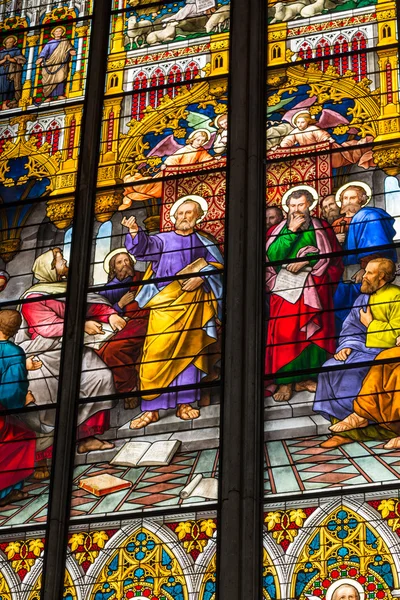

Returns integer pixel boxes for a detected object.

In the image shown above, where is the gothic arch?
[83,520,196,599]
[286,499,399,600]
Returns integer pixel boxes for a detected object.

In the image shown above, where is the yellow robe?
[365,283,400,348]
[338,283,400,441]
[139,263,222,400]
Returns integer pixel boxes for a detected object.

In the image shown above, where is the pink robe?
[280,125,374,169]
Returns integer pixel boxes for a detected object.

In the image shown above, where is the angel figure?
[120,128,214,210]
[278,102,374,169]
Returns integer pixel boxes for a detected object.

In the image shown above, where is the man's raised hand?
[288,213,306,232]
[359,305,373,327]
[121,215,139,237]
[118,291,135,309]
[109,313,126,331]
[334,347,352,362]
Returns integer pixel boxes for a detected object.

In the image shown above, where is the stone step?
[264,413,330,441]
[76,405,220,465]
[264,390,316,421]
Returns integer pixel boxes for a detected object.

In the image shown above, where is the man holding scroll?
[122,195,223,428]
[265,186,343,402]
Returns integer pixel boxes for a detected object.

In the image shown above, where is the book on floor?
[78,473,132,497]
[110,439,181,468]
[180,473,218,500]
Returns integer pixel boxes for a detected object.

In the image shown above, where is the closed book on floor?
[78,474,132,497]
[110,439,181,467]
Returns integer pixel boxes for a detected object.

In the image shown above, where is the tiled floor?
[0,449,219,529]
[264,436,400,495]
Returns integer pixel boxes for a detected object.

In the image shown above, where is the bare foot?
[176,404,200,420]
[320,435,354,448]
[0,489,28,506]
[130,411,159,429]
[384,437,400,449]
[273,384,293,402]
[329,412,368,433]
[77,437,115,454]
[33,460,50,480]
[124,396,140,410]
[295,380,317,393]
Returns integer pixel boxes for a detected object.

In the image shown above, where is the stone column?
[218,0,266,598]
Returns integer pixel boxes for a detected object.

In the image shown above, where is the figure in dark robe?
[0,36,26,109]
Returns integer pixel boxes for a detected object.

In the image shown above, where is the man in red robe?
[97,249,149,406]
[265,187,343,401]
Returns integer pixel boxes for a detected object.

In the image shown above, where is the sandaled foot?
[384,437,400,449]
[130,411,159,429]
[0,489,28,506]
[329,412,368,433]
[320,435,354,448]
[77,437,115,454]
[32,463,50,480]
[295,380,317,393]
[273,384,293,402]
[124,396,140,410]
[176,404,200,420]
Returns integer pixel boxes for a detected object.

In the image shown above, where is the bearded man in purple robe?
[122,195,223,429]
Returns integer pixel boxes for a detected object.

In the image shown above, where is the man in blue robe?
[332,184,397,332]
[314,258,400,447]
[36,26,76,101]
[0,36,26,109]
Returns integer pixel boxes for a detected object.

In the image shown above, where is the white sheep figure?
[205,5,230,33]
[125,15,153,48]
[300,0,336,18]
[146,22,178,46]
[270,0,311,23]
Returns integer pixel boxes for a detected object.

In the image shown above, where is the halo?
[281,185,319,212]
[3,35,17,45]
[51,25,66,37]
[335,181,372,207]
[325,578,365,600]
[215,113,228,127]
[292,109,311,127]
[170,195,208,224]
[188,128,211,142]
[103,247,136,274]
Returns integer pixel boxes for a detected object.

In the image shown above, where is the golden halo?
[3,35,17,45]
[188,128,211,142]
[335,181,372,207]
[215,113,228,127]
[51,25,66,38]
[103,247,136,274]
[170,195,208,224]
[291,109,311,127]
[281,185,319,213]
[325,578,365,600]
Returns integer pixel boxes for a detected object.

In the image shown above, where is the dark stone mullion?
[218,0,266,598]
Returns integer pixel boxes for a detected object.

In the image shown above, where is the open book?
[78,473,132,497]
[110,439,181,468]
[180,473,218,500]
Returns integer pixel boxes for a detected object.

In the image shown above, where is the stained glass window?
[265,0,400,596]
[0,1,228,597]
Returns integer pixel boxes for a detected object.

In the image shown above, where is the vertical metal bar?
[218,0,266,598]
[41,2,112,598]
